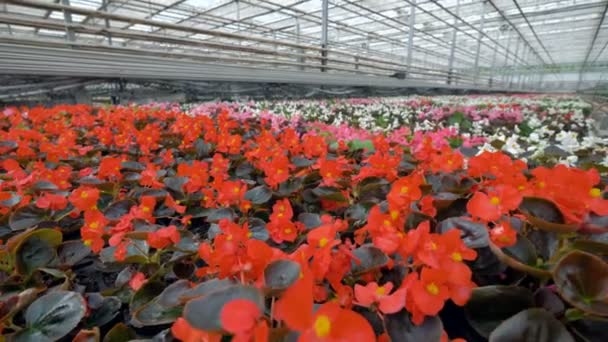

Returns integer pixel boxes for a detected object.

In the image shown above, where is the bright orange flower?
[165,195,186,214]
[296,302,375,342]
[98,157,122,180]
[467,185,522,222]
[69,186,100,212]
[410,267,450,317]
[262,155,292,189]
[275,265,314,331]
[354,281,406,314]
[489,220,517,248]
[268,219,302,244]
[220,299,266,342]
[429,147,464,173]
[270,198,294,221]
[217,180,247,206]
[307,224,338,250]
[317,157,347,187]
[302,134,328,159]
[36,192,68,211]
[171,317,221,342]
[129,272,147,291]
[147,225,181,249]
[140,162,164,188]
[387,172,424,209]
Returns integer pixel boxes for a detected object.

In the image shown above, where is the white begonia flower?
[502,136,525,155]
[556,131,580,153]
[477,143,498,154]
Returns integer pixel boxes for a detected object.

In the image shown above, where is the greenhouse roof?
[1,0,607,90]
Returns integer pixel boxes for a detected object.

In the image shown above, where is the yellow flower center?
[313,315,331,338]
[400,186,409,194]
[80,192,88,198]
[426,282,439,296]
[233,187,240,193]
[277,169,284,174]
[499,235,511,243]
[326,172,332,177]
[247,232,252,238]
[451,252,463,262]
[226,234,233,241]
[375,286,386,296]
[490,196,500,205]
[383,219,391,227]
[89,221,99,229]
[284,228,292,234]
[517,185,525,191]
[590,188,602,198]
[430,242,437,250]
[142,206,150,212]
[390,210,399,220]
[319,237,329,248]
[538,181,545,189]
[447,160,454,165]
[83,239,92,247]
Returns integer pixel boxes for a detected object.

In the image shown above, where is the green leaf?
[264,259,301,291]
[130,281,165,311]
[31,181,59,192]
[120,161,145,172]
[16,291,86,341]
[519,197,578,233]
[99,240,150,264]
[437,217,489,249]
[312,186,347,202]
[503,234,538,266]
[183,285,264,332]
[9,205,46,231]
[104,200,136,221]
[158,279,192,307]
[297,213,322,230]
[385,310,443,342]
[350,245,389,275]
[58,240,91,266]
[163,176,188,193]
[85,293,122,328]
[245,185,273,204]
[132,299,182,327]
[0,192,21,208]
[553,250,608,316]
[348,139,375,152]
[103,323,136,342]
[489,308,575,342]
[14,228,62,275]
[465,285,535,338]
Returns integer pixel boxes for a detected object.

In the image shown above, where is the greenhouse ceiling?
[0,0,607,91]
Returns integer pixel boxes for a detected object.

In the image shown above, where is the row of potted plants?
[0,100,606,342]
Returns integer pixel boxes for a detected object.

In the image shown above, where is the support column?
[489,30,500,88]
[502,29,513,87]
[473,1,487,84]
[406,0,416,77]
[61,0,75,41]
[518,45,528,89]
[447,0,461,85]
[321,0,329,72]
[102,0,112,45]
[295,17,305,70]
[509,38,521,89]
[1,2,12,35]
